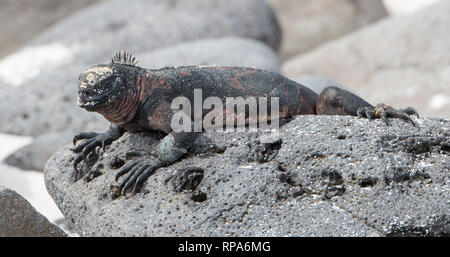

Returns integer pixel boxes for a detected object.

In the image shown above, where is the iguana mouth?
[78,94,109,111]
[77,85,121,111]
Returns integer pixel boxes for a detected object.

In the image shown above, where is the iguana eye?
[114,76,123,84]
[100,76,118,87]
[105,79,115,87]
[111,76,124,88]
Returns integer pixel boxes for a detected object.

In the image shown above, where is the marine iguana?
[72,50,419,196]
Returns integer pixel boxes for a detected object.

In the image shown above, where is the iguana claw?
[70,125,124,178]
[115,158,161,196]
[72,132,99,146]
[357,103,419,126]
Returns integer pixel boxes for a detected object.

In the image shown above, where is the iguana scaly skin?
[72,50,419,196]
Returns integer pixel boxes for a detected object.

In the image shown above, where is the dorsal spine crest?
[112,50,139,66]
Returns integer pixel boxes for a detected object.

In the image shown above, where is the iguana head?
[77,50,144,124]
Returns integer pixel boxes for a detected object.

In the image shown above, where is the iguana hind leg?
[317,86,419,126]
[357,104,419,126]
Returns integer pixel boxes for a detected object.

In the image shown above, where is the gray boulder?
[0,61,109,136]
[44,115,449,236]
[268,0,387,60]
[139,37,281,73]
[282,1,450,119]
[4,131,74,171]
[0,0,101,59]
[30,0,281,63]
[0,186,67,237]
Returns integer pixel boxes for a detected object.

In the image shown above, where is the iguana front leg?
[70,124,125,175]
[115,131,199,196]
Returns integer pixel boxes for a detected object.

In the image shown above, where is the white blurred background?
[384,0,440,15]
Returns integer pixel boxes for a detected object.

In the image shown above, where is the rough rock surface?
[0,0,101,59]
[139,37,281,73]
[0,0,281,136]
[268,0,387,60]
[282,1,450,119]
[0,186,66,236]
[45,115,449,236]
[4,131,73,171]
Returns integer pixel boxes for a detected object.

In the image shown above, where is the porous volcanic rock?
[45,115,449,236]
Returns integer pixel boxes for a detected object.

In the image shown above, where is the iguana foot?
[115,157,162,196]
[70,127,123,175]
[357,103,419,126]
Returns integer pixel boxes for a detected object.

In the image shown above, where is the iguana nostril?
[82,88,94,97]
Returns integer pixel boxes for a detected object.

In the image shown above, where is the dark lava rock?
[0,186,67,237]
[44,115,449,236]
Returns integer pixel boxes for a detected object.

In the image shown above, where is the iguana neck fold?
[97,73,142,125]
